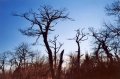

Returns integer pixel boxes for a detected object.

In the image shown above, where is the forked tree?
[69,28,87,67]
[49,35,64,78]
[89,28,113,62]
[14,6,70,79]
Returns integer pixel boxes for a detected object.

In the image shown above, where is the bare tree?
[9,52,17,72]
[0,52,7,74]
[14,43,33,68]
[14,6,70,79]
[84,0,120,64]
[106,0,120,21]
[49,35,64,79]
[49,35,63,68]
[69,28,87,66]
[89,28,113,62]
[105,0,120,61]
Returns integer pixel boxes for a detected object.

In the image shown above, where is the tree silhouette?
[89,28,113,62]
[14,43,33,68]
[105,0,120,61]
[14,5,70,79]
[69,28,87,66]
[0,1,119,79]
[49,35,64,79]
[0,52,7,75]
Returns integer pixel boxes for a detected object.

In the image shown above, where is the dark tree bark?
[94,43,101,62]
[69,29,87,67]
[89,28,113,62]
[15,5,70,79]
[56,50,64,79]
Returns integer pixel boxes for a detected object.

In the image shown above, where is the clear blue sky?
[0,0,114,54]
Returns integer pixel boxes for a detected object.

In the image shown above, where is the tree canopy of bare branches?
[14,5,70,79]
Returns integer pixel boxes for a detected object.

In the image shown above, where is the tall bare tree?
[89,28,113,62]
[14,6,70,79]
[69,28,87,66]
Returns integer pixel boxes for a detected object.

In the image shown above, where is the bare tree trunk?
[94,43,101,62]
[76,41,80,67]
[43,35,55,79]
[16,6,70,79]
[56,50,64,79]
[115,53,120,61]
[54,42,57,74]
[102,42,113,62]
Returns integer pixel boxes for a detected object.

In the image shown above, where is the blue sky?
[0,0,114,54]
